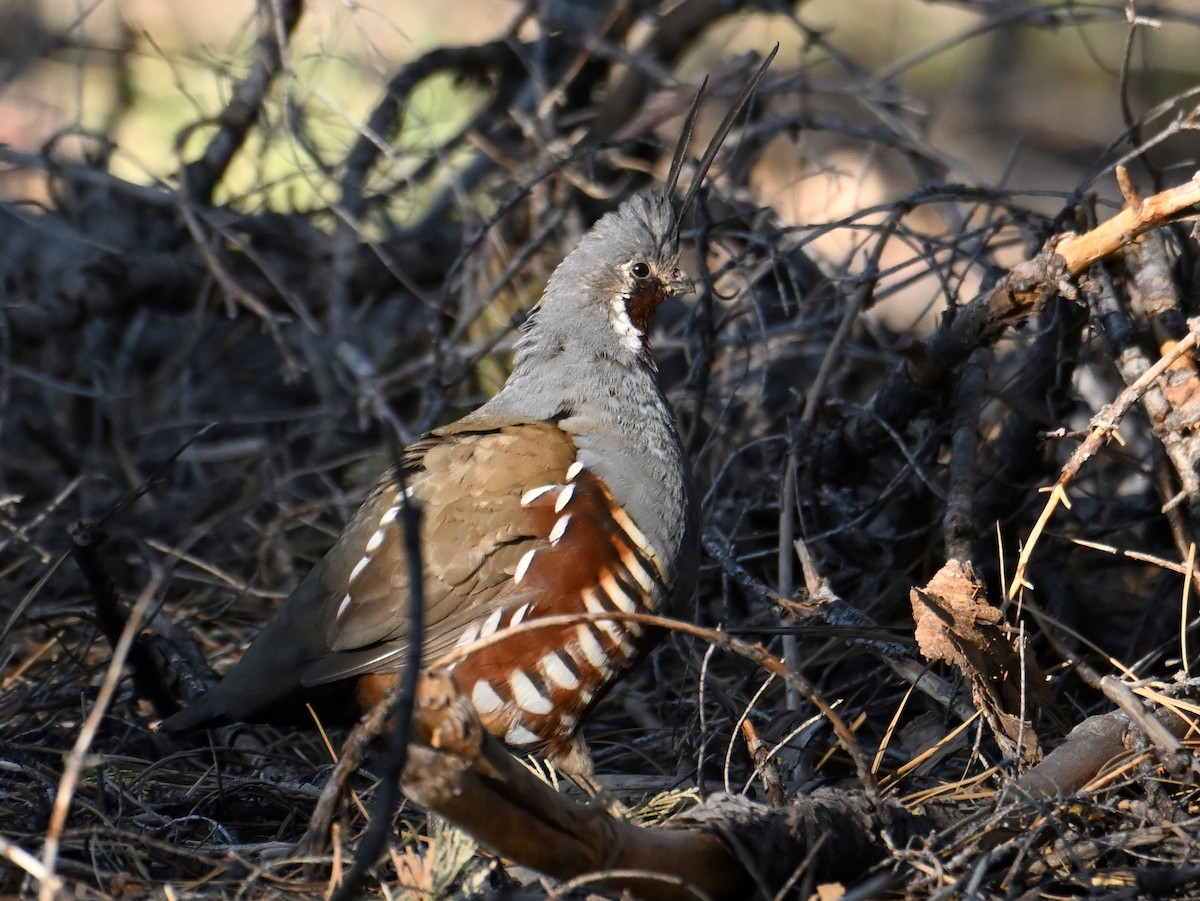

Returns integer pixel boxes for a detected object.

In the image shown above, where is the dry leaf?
[911,559,1048,765]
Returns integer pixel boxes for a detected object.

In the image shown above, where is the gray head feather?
[470,189,698,598]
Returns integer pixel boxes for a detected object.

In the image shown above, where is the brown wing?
[158,419,579,732]
[162,415,672,752]
[439,466,672,763]
[299,420,579,686]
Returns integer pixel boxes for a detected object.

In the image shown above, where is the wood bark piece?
[911,560,1049,765]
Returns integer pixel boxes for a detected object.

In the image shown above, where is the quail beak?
[668,270,696,297]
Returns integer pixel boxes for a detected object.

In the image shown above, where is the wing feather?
[300,420,577,687]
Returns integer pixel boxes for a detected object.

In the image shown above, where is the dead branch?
[847,173,1200,454]
[180,0,303,204]
[1011,700,1194,805]
[1055,173,1200,276]
[943,348,990,563]
[1010,315,1200,597]
[399,670,940,900]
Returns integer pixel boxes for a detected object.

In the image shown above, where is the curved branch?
[179,0,303,205]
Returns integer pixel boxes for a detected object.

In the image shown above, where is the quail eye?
[630,261,651,279]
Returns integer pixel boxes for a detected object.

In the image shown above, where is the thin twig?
[1010,317,1200,598]
[38,572,164,900]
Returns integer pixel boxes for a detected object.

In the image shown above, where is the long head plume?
[665,44,779,220]
[496,46,781,389]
